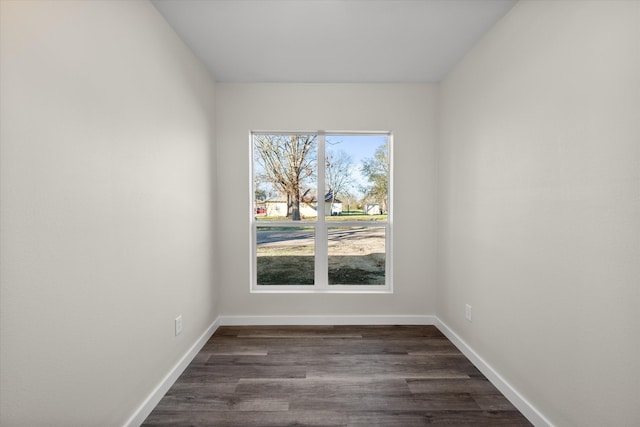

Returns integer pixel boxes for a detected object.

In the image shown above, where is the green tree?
[254,188,267,203]
[360,141,389,213]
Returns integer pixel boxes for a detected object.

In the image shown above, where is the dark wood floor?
[142,325,532,426]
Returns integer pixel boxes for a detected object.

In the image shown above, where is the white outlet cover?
[175,315,183,335]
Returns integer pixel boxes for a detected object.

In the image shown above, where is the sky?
[325,134,388,198]
[325,134,387,166]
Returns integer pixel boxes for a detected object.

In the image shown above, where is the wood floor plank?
[347,410,534,427]
[150,388,290,413]
[346,411,431,427]
[205,353,473,369]
[204,337,459,356]
[289,393,481,412]
[234,378,412,398]
[162,381,238,394]
[142,325,533,426]
[406,378,502,395]
[471,393,521,411]
[180,364,308,380]
[143,410,349,427]
[304,357,479,379]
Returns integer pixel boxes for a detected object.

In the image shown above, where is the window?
[251,132,392,292]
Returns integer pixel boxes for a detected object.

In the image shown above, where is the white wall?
[0,1,218,425]
[215,84,437,318]
[437,1,640,426]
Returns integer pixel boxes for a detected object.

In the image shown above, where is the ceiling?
[151,0,517,83]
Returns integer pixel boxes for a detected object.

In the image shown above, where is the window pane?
[325,134,389,221]
[256,226,315,285]
[328,226,385,285]
[253,134,318,222]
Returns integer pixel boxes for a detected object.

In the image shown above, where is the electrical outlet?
[465,304,472,322]
[175,315,183,336]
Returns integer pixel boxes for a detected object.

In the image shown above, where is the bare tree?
[325,149,356,212]
[341,189,357,214]
[253,134,316,220]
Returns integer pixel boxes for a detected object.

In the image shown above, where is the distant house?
[262,200,318,217]
[262,190,342,217]
[324,188,342,216]
[365,203,381,215]
[263,201,287,217]
[328,201,342,215]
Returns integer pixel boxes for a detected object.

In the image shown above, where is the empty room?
[1,0,638,426]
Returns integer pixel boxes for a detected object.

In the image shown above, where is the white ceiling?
[151,0,517,83]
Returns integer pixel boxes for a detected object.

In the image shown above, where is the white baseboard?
[218,314,437,326]
[123,317,220,427]
[434,318,554,427]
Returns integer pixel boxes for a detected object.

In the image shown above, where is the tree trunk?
[291,199,301,221]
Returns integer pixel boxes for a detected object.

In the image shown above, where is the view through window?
[251,132,391,291]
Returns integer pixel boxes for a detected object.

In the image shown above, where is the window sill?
[250,287,393,294]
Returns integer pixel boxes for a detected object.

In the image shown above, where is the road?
[256,227,385,250]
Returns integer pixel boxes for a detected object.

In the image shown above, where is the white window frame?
[250,130,393,293]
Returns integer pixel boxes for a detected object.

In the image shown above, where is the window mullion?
[315,132,328,288]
